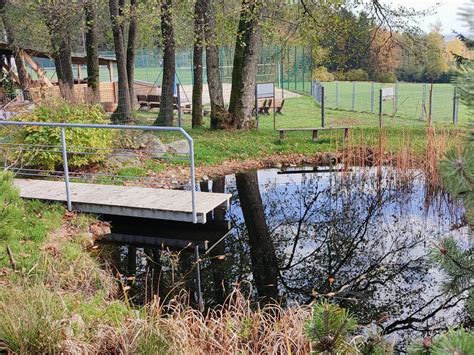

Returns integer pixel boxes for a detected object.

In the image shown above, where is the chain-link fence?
[312,81,463,125]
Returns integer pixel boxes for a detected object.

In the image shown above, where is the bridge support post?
[186,135,197,224]
[194,245,204,311]
[60,127,72,211]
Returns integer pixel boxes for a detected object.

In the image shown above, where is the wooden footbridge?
[1,121,231,224]
[14,179,230,224]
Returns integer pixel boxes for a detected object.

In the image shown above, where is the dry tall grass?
[150,290,311,354]
[340,125,454,188]
[0,286,311,354]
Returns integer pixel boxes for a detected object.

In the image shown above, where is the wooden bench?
[147,94,161,109]
[275,99,285,114]
[137,94,149,110]
[277,126,350,143]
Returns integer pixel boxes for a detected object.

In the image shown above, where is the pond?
[99,166,470,351]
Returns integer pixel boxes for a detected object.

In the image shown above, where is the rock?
[90,223,111,237]
[273,163,283,169]
[166,140,189,155]
[107,151,140,167]
[320,152,337,166]
[70,314,86,332]
[137,134,166,158]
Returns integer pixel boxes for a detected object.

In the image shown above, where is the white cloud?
[385,0,469,34]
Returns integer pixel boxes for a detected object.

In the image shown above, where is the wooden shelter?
[0,42,119,108]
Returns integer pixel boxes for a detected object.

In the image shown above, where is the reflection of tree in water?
[225,168,468,346]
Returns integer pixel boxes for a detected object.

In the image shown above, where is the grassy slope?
[0,172,133,353]
[0,172,310,354]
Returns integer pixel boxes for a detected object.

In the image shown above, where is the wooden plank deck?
[14,179,231,224]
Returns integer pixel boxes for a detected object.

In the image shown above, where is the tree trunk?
[41,2,76,102]
[52,35,75,102]
[191,0,205,128]
[155,0,175,126]
[228,0,262,129]
[84,0,100,104]
[0,0,31,100]
[204,0,226,129]
[126,0,138,107]
[109,0,132,123]
[235,171,279,303]
[210,176,227,304]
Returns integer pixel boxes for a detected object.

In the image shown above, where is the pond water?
[99,166,470,351]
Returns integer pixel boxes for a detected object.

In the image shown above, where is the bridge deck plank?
[14,179,231,224]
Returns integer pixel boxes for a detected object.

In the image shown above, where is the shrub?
[376,72,398,83]
[408,328,474,354]
[334,71,347,81]
[11,99,114,170]
[304,301,358,353]
[312,66,335,82]
[346,68,369,81]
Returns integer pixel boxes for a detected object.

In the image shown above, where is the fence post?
[255,84,259,129]
[321,86,325,127]
[371,82,375,113]
[177,84,182,127]
[394,81,399,114]
[60,127,72,211]
[302,48,305,92]
[428,84,433,125]
[294,47,297,91]
[421,84,427,120]
[336,81,339,108]
[352,82,355,111]
[379,89,383,129]
[453,87,459,125]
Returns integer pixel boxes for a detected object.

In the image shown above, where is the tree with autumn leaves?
[1,0,469,128]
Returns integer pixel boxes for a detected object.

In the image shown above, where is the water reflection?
[224,167,469,347]
[101,167,470,349]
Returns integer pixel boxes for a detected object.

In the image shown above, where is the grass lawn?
[136,95,467,166]
[282,81,467,124]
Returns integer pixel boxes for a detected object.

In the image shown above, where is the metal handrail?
[0,120,197,223]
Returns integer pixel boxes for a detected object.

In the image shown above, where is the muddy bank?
[139,146,429,188]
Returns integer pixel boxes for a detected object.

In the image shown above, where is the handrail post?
[60,127,72,211]
[186,134,197,224]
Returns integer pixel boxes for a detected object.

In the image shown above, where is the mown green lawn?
[136,96,467,166]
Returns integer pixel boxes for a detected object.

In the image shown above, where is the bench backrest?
[147,95,160,103]
[256,99,266,107]
[137,94,147,102]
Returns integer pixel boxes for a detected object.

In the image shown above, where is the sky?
[388,0,470,35]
